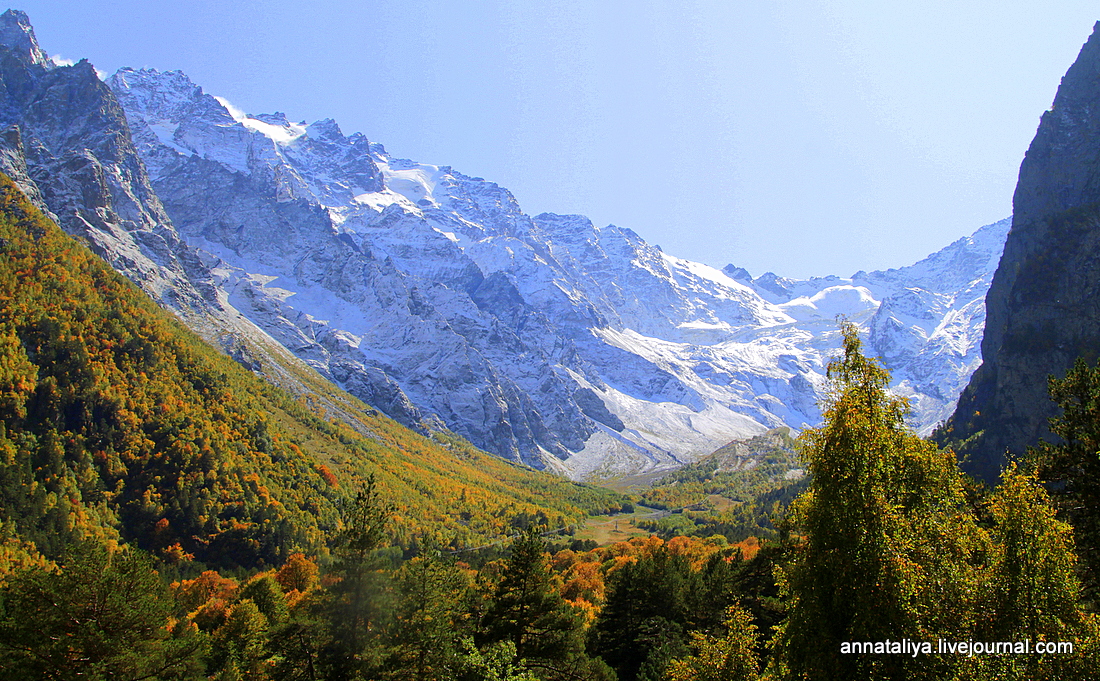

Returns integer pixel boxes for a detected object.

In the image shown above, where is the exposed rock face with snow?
[0,9,359,414]
[106,64,1007,478]
[0,11,1010,480]
[0,10,215,317]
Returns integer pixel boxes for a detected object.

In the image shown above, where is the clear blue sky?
[13,1,1099,278]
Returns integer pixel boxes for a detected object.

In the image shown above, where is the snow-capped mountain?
[730,219,1007,431]
[0,11,1007,481]
[105,64,1005,479]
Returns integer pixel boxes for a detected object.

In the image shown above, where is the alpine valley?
[0,9,1007,482]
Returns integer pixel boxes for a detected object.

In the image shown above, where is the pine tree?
[322,474,394,679]
[384,552,470,680]
[0,539,205,680]
[480,527,586,678]
[589,544,698,680]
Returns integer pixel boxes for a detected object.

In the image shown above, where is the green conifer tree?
[481,527,587,679]
[0,539,205,680]
[384,552,470,680]
[589,545,698,680]
[322,474,394,679]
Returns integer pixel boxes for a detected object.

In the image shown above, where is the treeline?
[0,482,781,680]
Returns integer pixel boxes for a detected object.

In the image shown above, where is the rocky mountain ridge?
[942,21,1100,482]
[0,9,1009,480]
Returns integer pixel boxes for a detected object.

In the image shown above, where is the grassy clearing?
[575,505,668,545]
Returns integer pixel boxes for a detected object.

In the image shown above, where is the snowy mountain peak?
[110,66,383,200]
[110,68,233,124]
[307,117,344,141]
[94,56,1012,479]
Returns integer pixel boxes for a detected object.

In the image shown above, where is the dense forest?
[1,172,1099,679]
[0,170,627,569]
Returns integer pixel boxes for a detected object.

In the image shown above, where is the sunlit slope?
[0,173,623,567]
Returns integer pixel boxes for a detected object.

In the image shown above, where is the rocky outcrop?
[0,9,217,317]
[941,22,1100,483]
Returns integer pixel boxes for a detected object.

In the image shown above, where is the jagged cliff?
[0,9,388,433]
[941,22,1100,483]
[0,10,217,316]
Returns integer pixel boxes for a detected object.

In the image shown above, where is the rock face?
[942,22,1100,483]
[0,9,356,421]
[0,10,216,317]
[108,60,1005,478]
[0,11,1011,481]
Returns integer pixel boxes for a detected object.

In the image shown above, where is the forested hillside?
[0,9,1099,676]
[0,171,623,572]
[4,311,1098,680]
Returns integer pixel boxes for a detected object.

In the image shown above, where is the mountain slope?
[0,10,218,319]
[0,10,1009,482]
[106,64,1007,479]
[940,22,1100,483]
[0,170,623,566]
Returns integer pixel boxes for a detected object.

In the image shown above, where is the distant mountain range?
[0,9,1008,480]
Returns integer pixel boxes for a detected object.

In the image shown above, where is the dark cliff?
[941,22,1100,483]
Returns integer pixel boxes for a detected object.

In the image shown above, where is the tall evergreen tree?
[0,539,205,680]
[384,552,470,680]
[480,528,588,679]
[322,475,394,679]
[589,545,698,680]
